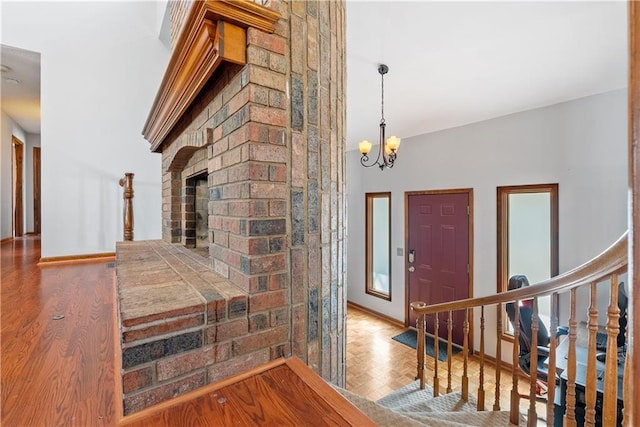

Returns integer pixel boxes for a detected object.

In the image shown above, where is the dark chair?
[505,275,568,394]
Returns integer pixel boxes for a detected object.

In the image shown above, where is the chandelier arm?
[360,137,384,168]
[360,154,376,168]
[380,120,388,167]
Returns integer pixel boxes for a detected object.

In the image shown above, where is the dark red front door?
[407,192,470,346]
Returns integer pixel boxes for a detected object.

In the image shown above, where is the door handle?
[408,266,415,273]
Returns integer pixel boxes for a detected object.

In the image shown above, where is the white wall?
[1,2,171,257]
[1,111,26,239]
[347,89,628,354]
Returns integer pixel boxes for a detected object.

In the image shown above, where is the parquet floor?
[345,304,547,423]
[345,307,417,401]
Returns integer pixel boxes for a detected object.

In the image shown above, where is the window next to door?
[497,183,559,338]
[365,192,391,301]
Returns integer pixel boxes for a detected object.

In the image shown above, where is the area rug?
[392,329,461,362]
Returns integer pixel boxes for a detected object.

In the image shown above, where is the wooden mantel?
[143,0,281,152]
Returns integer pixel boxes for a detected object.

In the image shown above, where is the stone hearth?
[117,240,290,414]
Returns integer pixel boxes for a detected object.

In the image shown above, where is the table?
[550,323,624,426]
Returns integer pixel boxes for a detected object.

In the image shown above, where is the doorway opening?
[2,44,42,245]
[12,136,24,238]
[33,146,41,234]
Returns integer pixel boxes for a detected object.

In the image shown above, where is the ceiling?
[0,1,628,143]
[0,45,40,134]
[346,1,627,150]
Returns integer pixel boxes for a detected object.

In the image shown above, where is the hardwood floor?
[1,237,538,425]
[1,236,117,426]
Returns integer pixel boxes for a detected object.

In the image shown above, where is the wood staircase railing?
[410,232,629,426]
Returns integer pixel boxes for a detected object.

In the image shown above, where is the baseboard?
[476,352,521,376]
[347,301,405,328]
[38,252,116,266]
[0,237,13,245]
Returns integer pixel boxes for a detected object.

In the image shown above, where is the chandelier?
[358,64,401,170]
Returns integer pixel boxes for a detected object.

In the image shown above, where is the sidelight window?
[365,192,392,301]
[497,184,559,338]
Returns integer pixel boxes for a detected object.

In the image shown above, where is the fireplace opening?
[184,171,209,258]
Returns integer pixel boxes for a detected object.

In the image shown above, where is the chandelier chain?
[381,71,385,124]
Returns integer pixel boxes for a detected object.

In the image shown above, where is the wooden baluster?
[433,313,440,397]
[494,303,502,411]
[585,282,599,427]
[416,309,426,390]
[447,310,453,393]
[565,288,578,427]
[623,335,630,425]
[119,173,134,241]
[477,305,486,411]
[462,308,469,401]
[603,273,620,426]
[510,299,520,425]
[547,292,559,426]
[527,297,540,427]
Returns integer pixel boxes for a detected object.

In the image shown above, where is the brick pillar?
[209,0,346,384]
[162,0,346,387]
[277,0,347,385]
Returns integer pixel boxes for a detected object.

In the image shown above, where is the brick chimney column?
[162,0,347,386]
[283,0,347,384]
[224,0,347,385]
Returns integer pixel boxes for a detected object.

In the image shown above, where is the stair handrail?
[410,231,629,426]
[411,231,627,315]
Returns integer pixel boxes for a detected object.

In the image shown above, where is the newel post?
[119,173,134,241]
[411,301,427,389]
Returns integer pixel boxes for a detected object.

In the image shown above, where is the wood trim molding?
[629,1,639,424]
[143,0,281,152]
[204,0,281,33]
[404,188,475,328]
[1,237,14,245]
[364,192,392,302]
[38,252,116,266]
[119,358,288,425]
[347,301,405,329]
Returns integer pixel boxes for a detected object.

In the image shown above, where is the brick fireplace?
[115,0,347,415]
